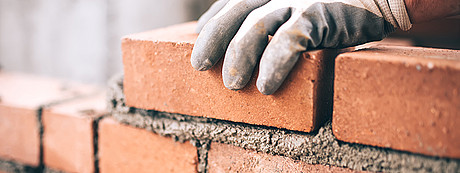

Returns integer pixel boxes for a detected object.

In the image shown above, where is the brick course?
[98,118,198,173]
[122,22,346,132]
[333,45,460,158]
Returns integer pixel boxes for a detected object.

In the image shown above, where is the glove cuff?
[374,0,412,31]
[388,0,412,31]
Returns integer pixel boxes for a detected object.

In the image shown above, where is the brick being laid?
[122,22,347,132]
[333,45,460,159]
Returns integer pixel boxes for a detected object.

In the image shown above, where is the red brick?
[98,118,198,173]
[0,73,95,166]
[0,105,38,166]
[122,22,346,132]
[333,45,460,158]
[208,142,361,172]
[356,37,414,50]
[42,91,106,173]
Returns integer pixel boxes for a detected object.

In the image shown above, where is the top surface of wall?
[0,73,97,108]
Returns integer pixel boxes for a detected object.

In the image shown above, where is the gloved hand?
[191,0,412,95]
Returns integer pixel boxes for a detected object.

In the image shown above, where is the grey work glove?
[191,0,412,95]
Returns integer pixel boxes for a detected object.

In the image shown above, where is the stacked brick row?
[2,73,362,172]
[0,73,106,173]
[1,21,459,172]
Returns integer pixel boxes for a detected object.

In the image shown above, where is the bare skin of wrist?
[405,0,460,23]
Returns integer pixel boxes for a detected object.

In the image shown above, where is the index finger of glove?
[191,0,270,71]
[257,13,312,95]
[222,2,291,90]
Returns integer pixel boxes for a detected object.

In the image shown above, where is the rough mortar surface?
[43,167,65,173]
[0,159,36,173]
[109,75,460,173]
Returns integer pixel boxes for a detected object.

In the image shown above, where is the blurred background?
[0,0,458,85]
[0,0,214,84]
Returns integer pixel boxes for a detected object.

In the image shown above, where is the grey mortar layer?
[0,159,36,173]
[43,167,66,173]
[108,75,460,173]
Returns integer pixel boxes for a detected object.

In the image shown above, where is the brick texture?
[355,37,414,50]
[42,92,106,173]
[208,142,361,172]
[0,105,39,166]
[98,118,198,173]
[333,45,460,158]
[0,73,95,166]
[122,22,347,132]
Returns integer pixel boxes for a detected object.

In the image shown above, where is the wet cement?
[108,75,460,173]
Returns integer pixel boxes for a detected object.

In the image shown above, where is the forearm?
[405,0,460,23]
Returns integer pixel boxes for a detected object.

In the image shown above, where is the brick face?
[208,142,360,173]
[42,92,106,173]
[333,45,460,159]
[98,118,198,173]
[0,105,39,166]
[43,113,94,173]
[122,22,345,132]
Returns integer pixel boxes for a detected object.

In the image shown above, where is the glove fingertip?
[223,74,245,91]
[256,79,276,95]
[191,58,212,71]
[224,82,243,91]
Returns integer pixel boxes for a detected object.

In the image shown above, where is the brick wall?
[1,21,459,173]
[0,73,106,173]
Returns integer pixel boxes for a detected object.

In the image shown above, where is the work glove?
[191,0,412,95]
